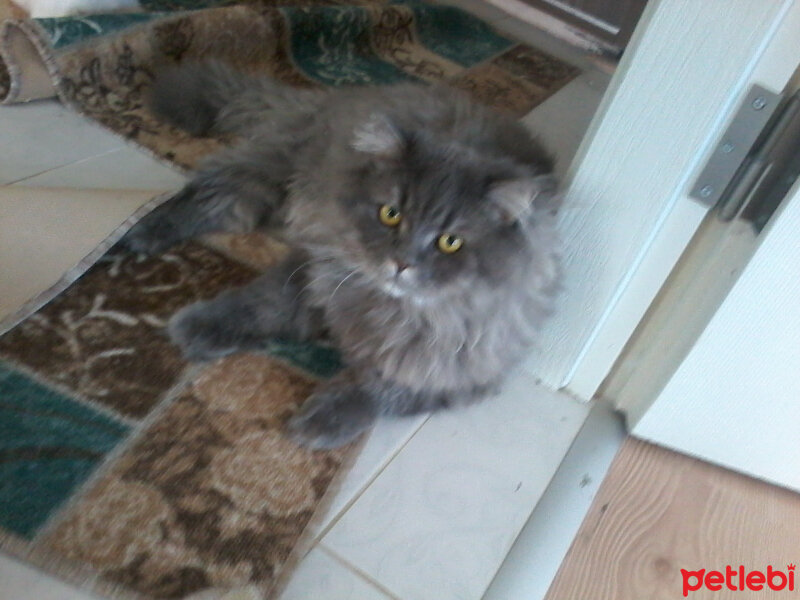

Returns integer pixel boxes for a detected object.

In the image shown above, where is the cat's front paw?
[118,220,179,255]
[167,301,242,361]
[287,388,376,449]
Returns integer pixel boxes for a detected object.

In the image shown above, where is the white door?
[586,0,800,491]
[536,0,800,400]
[631,177,800,492]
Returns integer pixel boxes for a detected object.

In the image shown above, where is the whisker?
[282,255,334,292]
[293,272,332,303]
[283,259,314,292]
[329,270,358,304]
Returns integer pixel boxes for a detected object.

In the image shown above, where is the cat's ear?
[352,113,404,159]
[489,174,558,222]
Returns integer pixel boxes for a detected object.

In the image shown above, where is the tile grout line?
[5,146,124,187]
[478,401,596,596]
[312,381,593,600]
[312,415,431,545]
[317,544,403,600]
[466,387,594,599]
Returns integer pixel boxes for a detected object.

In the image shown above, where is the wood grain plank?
[545,438,800,600]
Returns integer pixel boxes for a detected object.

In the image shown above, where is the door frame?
[522,0,648,53]
[528,0,798,400]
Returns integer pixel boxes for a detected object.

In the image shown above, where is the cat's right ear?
[352,113,404,159]
[489,174,559,222]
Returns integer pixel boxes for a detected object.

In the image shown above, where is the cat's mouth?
[355,258,438,301]
[380,279,412,298]
[377,261,421,297]
[376,270,442,303]
[354,260,419,298]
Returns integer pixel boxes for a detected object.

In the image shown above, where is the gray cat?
[123,63,561,448]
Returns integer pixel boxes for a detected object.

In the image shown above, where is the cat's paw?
[118,221,178,255]
[287,388,376,449]
[167,301,242,361]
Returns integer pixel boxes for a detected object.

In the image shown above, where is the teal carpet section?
[282,6,416,86]
[0,362,130,539]
[38,14,161,49]
[265,339,343,379]
[408,3,513,67]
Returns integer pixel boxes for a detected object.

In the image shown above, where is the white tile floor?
[13,145,185,190]
[0,102,123,186]
[482,401,625,600]
[321,375,588,600]
[0,186,157,319]
[0,3,622,599]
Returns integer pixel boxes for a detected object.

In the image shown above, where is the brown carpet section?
[41,354,348,599]
[0,243,259,418]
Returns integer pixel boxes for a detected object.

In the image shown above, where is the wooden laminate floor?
[545,437,800,600]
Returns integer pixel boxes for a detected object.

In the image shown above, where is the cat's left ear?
[489,174,559,222]
[352,113,404,159]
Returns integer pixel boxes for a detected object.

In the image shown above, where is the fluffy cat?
[123,63,561,448]
[13,0,140,18]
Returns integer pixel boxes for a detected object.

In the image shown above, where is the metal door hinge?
[691,83,800,231]
[690,85,782,207]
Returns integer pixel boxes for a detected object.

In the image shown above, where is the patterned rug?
[0,2,579,599]
[0,0,578,169]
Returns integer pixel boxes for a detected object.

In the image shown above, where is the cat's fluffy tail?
[150,61,326,136]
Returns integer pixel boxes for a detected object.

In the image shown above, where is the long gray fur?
[124,63,561,448]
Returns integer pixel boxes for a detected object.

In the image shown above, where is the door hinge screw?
[752,97,767,110]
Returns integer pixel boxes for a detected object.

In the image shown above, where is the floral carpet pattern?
[0,238,353,599]
[0,1,579,598]
[0,0,578,168]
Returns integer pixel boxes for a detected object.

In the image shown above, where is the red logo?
[681,564,795,596]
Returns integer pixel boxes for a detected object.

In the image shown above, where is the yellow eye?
[379,204,402,227]
[437,233,463,254]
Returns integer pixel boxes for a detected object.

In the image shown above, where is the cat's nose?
[394,260,410,274]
